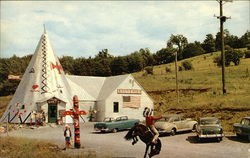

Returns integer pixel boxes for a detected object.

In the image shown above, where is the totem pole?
[63,95,87,149]
[73,95,80,148]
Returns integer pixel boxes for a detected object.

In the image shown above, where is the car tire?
[236,133,242,138]
[192,124,197,131]
[197,136,202,142]
[170,128,176,136]
[112,128,118,133]
[218,137,222,142]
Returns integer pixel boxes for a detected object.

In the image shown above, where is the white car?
[155,114,197,136]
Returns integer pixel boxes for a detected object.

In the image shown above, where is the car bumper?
[198,134,224,138]
[94,128,110,132]
[157,129,171,134]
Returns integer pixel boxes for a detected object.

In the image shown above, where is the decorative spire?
[43,24,47,34]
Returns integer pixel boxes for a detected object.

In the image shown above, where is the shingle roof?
[66,74,130,101]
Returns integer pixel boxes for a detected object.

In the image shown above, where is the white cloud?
[0,1,249,58]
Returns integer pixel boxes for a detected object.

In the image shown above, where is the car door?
[173,116,183,131]
[242,119,250,134]
[180,116,189,129]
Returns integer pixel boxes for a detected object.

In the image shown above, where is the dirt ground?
[1,122,250,158]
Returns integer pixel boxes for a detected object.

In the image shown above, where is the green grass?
[134,52,250,108]
[0,136,98,158]
[134,52,250,132]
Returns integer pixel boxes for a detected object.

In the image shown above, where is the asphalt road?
[3,122,250,158]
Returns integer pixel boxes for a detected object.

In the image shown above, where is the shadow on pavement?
[159,131,193,137]
[226,135,250,143]
[91,129,128,135]
[186,136,223,144]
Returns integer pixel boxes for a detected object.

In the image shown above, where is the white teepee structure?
[1,29,94,123]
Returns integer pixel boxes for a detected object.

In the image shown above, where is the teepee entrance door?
[48,103,57,123]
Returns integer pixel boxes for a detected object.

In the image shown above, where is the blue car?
[94,116,139,133]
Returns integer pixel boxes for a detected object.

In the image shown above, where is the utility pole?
[215,0,232,94]
[174,48,179,104]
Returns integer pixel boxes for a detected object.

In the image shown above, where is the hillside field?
[133,52,250,131]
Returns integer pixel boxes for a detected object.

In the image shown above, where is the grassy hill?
[134,51,250,108]
[133,52,250,131]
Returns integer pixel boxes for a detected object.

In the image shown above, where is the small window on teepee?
[21,104,25,109]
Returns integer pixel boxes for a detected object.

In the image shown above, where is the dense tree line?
[0,30,249,96]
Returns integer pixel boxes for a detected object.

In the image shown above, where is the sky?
[0,1,249,58]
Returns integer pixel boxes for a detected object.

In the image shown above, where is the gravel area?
[2,122,250,158]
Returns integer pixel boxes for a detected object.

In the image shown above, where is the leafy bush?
[225,49,243,66]
[246,44,250,50]
[178,66,183,71]
[181,61,193,70]
[165,67,171,73]
[213,56,222,66]
[245,50,250,58]
[144,67,154,75]
[225,45,231,51]
[214,49,244,66]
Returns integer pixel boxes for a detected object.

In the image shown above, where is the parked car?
[155,114,197,136]
[233,117,250,141]
[94,116,139,133]
[196,117,223,142]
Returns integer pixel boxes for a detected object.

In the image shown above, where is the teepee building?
[0,30,94,124]
[1,30,153,124]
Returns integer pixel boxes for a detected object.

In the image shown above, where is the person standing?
[64,125,72,149]
[143,107,162,144]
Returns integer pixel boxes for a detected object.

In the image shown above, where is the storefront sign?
[117,89,141,94]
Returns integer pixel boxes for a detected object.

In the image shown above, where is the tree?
[167,34,188,60]
[93,59,112,76]
[154,48,175,65]
[110,57,128,75]
[202,34,216,53]
[127,53,144,73]
[95,49,113,59]
[138,48,155,67]
[73,58,95,76]
[59,56,75,74]
[239,31,250,48]
[215,29,230,50]
[215,29,243,49]
[182,42,205,59]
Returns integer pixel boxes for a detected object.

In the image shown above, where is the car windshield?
[158,116,171,122]
[200,118,219,125]
[103,118,114,122]
[241,119,250,125]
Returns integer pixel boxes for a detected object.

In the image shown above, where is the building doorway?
[48,103,57,123]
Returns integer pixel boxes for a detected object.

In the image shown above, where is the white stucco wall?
[102,76,154,121]
[95,100,106,122]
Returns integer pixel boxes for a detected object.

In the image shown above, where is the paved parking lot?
[4,122,250,158]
